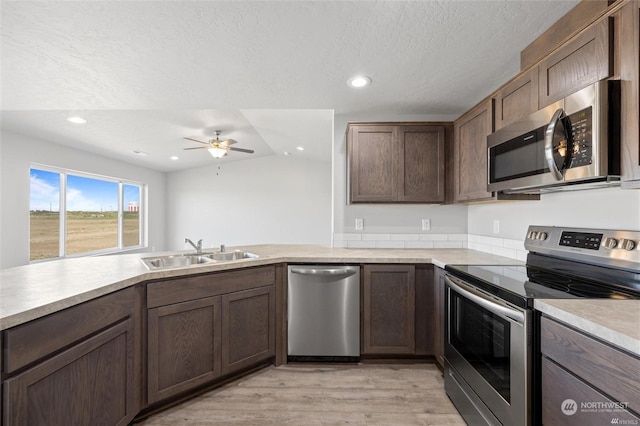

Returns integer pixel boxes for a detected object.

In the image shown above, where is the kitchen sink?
[208,251,259,261]
[141,251,259,270]
[141,254,215,270]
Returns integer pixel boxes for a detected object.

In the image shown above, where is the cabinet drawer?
[3,287,137,375]
[147,265,276,308]
[542,358,640,425]
[540,316,640,414]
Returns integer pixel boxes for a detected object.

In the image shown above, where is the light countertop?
[3,245,639,358]
[535,299,640,356]
[0,245,520,331]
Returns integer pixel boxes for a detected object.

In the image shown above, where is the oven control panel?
[525,225,640,270]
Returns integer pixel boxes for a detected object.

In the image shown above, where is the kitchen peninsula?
[1,245,639,425]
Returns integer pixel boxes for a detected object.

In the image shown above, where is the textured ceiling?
[1,0,579,171]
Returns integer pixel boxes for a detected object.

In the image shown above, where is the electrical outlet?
[355,218,364,231]
[422,219,431,231]
[493,219,500,234]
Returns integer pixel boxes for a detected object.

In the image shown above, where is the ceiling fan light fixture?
[208,147,228,158]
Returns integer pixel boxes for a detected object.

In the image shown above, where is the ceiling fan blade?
[184,146,209,150]
[222,138,237,146]
[229,147,254,154]
[183,137,210,145]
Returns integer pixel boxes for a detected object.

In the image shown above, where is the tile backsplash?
[333,233,526,261]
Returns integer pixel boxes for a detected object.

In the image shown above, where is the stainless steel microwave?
[487,80,620,194]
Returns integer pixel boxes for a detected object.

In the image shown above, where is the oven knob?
[619,239,636,251]
[602,237,619,249]
[537,232,548,241]
[528,231,538,240]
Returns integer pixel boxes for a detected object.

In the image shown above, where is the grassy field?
[30,211,140,261]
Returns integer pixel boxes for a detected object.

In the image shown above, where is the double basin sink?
[141,251,259,270]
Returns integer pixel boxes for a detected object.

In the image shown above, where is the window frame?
[29,164,147,263]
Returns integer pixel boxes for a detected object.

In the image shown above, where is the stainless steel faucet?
[185,238,203,254]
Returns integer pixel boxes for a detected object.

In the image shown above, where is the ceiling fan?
[184,130,254,158]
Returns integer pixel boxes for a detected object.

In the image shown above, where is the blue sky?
[30,168,140,212]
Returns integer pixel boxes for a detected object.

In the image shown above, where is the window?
[29,166,145,262]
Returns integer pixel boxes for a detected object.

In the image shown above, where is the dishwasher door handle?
[290,268,356,277]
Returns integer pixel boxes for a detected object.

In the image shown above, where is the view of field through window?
[29,168,142,261]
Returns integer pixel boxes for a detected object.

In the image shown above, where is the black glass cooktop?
[445,254,640,309]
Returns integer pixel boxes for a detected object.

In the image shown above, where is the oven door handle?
[445,276,525,326]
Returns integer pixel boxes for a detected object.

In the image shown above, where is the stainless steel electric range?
[444,225,640,426]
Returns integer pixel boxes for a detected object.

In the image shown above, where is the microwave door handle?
[544,108,566,181]
[445,276,525,326]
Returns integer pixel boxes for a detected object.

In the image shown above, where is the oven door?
[445,275,531,426]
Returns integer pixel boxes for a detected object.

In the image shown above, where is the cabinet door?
[453,99,495,202]
[147,296,222,404]
[221,286,275,375]
[542,358,640,425]
[433,267,446,368]
[414,265,435,356]
[397,126,445,202]
[362,265,415,355]
[348,125,398,202]
[617,1,640,185]
[494,68,539,130]
[4,319,136,426]
[538,17,612,107]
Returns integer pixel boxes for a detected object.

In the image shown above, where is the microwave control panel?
[566,106,593,169]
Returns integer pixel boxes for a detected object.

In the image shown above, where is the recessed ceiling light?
[67,116,87,124]
[170,156,179,161]
[296,146,304,151]
[132,150,149,156]
[347,75,371,88]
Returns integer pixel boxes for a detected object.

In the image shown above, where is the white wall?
[333,113,467,236]
[468,187,640,241]
[165,154,332,250]
[0,130,167,268]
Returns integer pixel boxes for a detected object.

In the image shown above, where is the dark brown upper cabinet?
[538,17,613,108]
[347,123,447,203]
[616,1,640,185]
[453,100,495,203]
[494,68,539,130]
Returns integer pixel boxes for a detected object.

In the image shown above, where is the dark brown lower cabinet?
[3,319,136,426]
[222,286,276,375]
[147,296,222,404]
[146,266,277,406]
[540,316,640,424]
[2,287,141,426]
[362,265,416,355]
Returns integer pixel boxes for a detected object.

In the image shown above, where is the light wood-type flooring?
[137,363,466,425]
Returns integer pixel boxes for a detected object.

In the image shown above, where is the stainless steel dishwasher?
[287,265,360,360]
